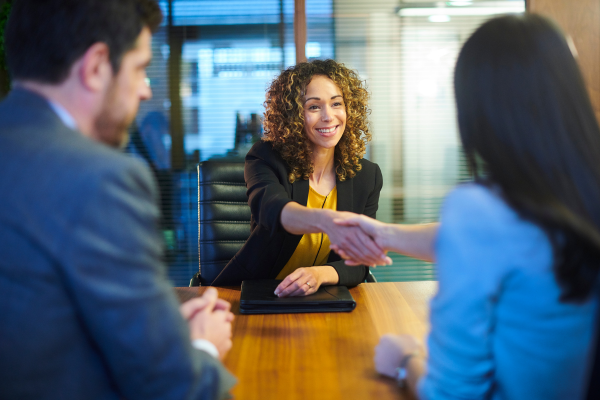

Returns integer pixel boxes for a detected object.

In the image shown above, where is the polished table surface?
[175,281,438,400]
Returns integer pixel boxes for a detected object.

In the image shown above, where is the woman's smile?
[315,125,340,137]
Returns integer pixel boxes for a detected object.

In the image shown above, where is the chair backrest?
[191,161,251,286]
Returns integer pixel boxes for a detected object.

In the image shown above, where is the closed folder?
[239,279,357,314]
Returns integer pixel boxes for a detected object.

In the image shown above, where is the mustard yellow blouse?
[275,186,338,279]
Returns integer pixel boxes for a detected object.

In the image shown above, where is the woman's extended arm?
[322,162,385,285]
[379,222,438,262]
[332,215,438,264]
[276,163,387,296]
[245,143,388,266]
[281,203,389,266]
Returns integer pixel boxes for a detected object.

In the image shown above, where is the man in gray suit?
[0,0,236,399]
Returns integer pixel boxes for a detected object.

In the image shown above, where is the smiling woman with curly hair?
[213,59,389,295]
[263,59,371,183]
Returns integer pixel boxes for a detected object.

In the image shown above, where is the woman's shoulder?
[446,182,502,204]
[349,158,381,191]
[442,183,538,238]
[355,158,381,180]
[438,183,552,278]
[358,157,379,171]
[444,183,512,219]
[247,140,286,165]
[247,139,275,157]
[245,140,291,178]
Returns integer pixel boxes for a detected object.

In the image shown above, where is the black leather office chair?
[189,160,376,285]
[190,161,251,286]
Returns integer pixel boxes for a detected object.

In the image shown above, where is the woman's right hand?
[333,215,439,264]
[280,203,390,266]
[323,210,391,267]
[328,212,392,266]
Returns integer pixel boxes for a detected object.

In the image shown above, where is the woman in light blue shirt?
[333,14,600,399]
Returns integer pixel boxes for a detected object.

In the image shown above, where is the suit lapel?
[293,178,310,206]
[336,176,354,212]
[269,178,309,277]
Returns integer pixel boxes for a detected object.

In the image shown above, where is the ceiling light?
[399,5,525,17]
[429,15,451,22]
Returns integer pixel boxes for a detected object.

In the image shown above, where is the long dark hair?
[455,14,600,302]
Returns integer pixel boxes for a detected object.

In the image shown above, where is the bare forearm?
[281,203,388,266]
[313,265,339,285]
[380,223,439,262]
[280,202,334,235]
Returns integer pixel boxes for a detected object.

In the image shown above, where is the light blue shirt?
[418,183,598,400]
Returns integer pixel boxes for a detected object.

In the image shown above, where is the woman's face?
[302,75,347,152]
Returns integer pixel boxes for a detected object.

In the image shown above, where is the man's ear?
[77,42,112,92]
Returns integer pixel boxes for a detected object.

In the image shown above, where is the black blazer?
[212,140,383,287]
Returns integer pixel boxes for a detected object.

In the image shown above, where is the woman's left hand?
[374,334,422,378]
[274,267,323,297]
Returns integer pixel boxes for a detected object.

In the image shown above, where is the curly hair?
[262,59,372,183]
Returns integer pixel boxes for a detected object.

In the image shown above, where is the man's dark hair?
[5,0,162,84]
[455,14,600,303]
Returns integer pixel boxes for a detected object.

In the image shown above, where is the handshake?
[325,212,394,267]
[325,212,438,267]
[281,202,436,268]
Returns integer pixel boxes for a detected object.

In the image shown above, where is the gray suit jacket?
[0,88,235,399]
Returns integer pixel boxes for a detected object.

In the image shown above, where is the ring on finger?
[305,281,312,288]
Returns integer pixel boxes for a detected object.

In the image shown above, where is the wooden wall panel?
[528,0,600,122]
[294,0,307,63]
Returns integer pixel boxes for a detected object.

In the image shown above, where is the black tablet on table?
[239,279,357,315]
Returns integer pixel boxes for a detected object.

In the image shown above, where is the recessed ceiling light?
[398,5,525,17]
[429,14,451,22]
[448,1,473,6]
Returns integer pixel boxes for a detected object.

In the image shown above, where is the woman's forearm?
[380,223,439,263]
[281,202,389,266]
[313,265,339,285]
[280,202,335,235]
[281,204,439,263]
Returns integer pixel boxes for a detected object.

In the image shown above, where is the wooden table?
[175,282,438,400]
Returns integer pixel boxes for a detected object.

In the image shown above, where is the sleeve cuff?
[327,261,366,287]
[191,339,220,359]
